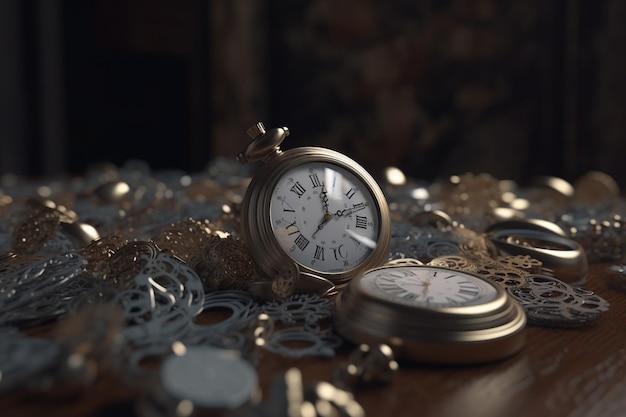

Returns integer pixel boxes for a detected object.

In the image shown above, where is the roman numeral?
[388,270,415,279]
[377,280,418,301]
[378,284,406,297]
[376,279,399,291]
[399,291,418,302]
[345,188,356,199]
[290,181,306,198]
[355,216,367,229]
[314,245,325,260]
[309,173,322,188]
[333,244,347,260]
[281,199,295,212]
[294,234,310,251]
[458,287,479,298]
[286,220,299,235]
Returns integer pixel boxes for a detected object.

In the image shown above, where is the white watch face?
[270,161,381,274]
[358,265,499,308]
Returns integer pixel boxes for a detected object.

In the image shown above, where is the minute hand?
[334,205,366,217]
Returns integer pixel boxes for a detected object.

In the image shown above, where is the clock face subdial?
[358,265,499,308]
[269,161,382,274]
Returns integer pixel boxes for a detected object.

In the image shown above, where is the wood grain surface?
[1,263,625,417]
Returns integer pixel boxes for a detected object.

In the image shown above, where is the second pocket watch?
[334,261,526,364]
[237,122,392,288]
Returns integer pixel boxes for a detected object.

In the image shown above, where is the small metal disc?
[159,345,259,410]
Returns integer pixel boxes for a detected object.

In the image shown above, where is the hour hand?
[312,211,333,237]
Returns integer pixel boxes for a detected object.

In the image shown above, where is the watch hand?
[335,205,366,217]
[320,184,330,213]
[312,183,333,239]
[312,211,333,238]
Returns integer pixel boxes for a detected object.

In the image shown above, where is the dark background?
[1,0,625,187]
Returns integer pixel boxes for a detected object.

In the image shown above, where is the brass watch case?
[240,147,392,288]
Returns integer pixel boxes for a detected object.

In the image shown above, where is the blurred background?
[1,0,625,187]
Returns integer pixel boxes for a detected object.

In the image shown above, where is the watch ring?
[487,228,588,285]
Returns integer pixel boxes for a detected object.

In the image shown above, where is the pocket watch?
[237,122,391,288]
[334,260,526,364]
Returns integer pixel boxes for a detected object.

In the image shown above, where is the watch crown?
[239,122,290,164]
[246,122,266,139]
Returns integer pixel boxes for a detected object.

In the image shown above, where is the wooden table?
[1,263,625,417]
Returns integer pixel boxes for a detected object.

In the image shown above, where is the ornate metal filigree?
[507,274,610,327]
[0,251,87,324]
